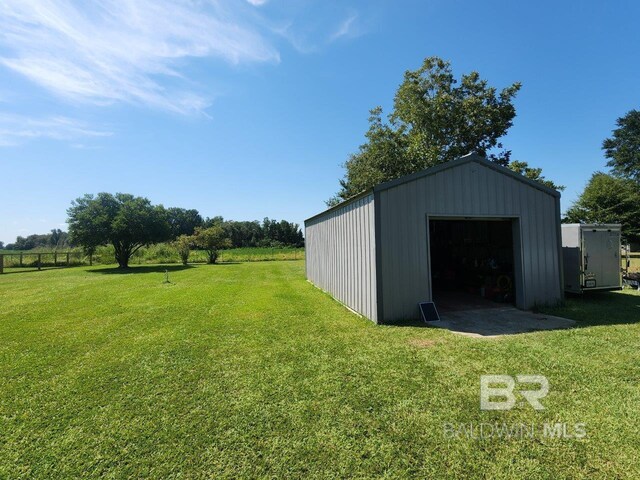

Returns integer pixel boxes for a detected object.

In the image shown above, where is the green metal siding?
[377,160,562,321]
[305,194,377,322]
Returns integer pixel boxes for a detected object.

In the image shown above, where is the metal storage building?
[305,153,564,323]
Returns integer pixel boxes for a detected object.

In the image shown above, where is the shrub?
[173,235,193,265]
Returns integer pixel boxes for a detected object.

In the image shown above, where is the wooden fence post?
[37,254,42,271]
[54,252,57,266]
[0,254,3,274]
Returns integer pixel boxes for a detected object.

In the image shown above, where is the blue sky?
[0,0,639,244]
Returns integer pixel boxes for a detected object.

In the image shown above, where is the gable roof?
[374,153,561,197]
[305,153,560,224]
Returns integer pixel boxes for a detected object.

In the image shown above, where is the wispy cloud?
[330,13,359,42]
[272,22,318,55]
[0,113,111,146]
[269,5,367,54]
[0,0,280,114]
[0,0,370,150]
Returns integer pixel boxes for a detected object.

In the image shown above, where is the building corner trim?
[374,190,384,324]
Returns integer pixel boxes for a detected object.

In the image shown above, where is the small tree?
[174,235,192,266]
[67,193,171,268]
[193,226,232,264]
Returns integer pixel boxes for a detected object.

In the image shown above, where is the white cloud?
[0,0,280,114]
[272,22,318,55]
[246,0,268,6]
[269,5,366,54]
[0,113,111,146]
[330,13,359,42]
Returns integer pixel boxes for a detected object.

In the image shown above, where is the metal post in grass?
[37,254,41,271]
[66,252,70,266]
[54,252,57,266]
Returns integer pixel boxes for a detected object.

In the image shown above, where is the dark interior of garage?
[429,219,516,311]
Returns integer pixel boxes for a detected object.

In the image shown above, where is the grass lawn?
[1,262,639,478]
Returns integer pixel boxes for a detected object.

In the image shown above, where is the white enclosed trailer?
[561,224,622,293]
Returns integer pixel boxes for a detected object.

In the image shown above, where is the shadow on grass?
[86,262,243,274]
[541,290,640,328]
[0,266,71,275]
[183,262,242,266]
[87,265,196,275]
[382,319,430,328]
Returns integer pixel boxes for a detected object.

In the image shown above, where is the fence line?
[0,252,89,274]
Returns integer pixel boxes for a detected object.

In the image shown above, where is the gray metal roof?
[305,189,375,224]
[305,153,561,224]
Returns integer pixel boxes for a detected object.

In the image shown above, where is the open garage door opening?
[428,218,522,312]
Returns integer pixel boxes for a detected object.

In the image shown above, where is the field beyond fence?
[0,246,304,272]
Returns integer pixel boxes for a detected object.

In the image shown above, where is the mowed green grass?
[0,262,639,478]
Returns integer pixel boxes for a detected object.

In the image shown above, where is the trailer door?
[601,230,621,287]
[582,229,620,289]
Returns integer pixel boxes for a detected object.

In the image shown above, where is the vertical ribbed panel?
[305,194,377,322]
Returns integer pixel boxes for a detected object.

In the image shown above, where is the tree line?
[1,229,70,250]
[67,193,303,268]
[1,196,303,268]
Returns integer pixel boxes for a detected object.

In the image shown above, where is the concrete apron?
[430,307,576,338]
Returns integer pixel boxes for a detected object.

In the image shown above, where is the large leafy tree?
[392,57,520,166]
[223,220,263,247]
[507,161,564,191]
[67,193,171,268]
[203,217,304,248]
[603,109,640,183]
[167,207,203,238]
[331,107,410,199]
[330,57,560,204]
[564,172,640,244]
[260,217,304,247]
